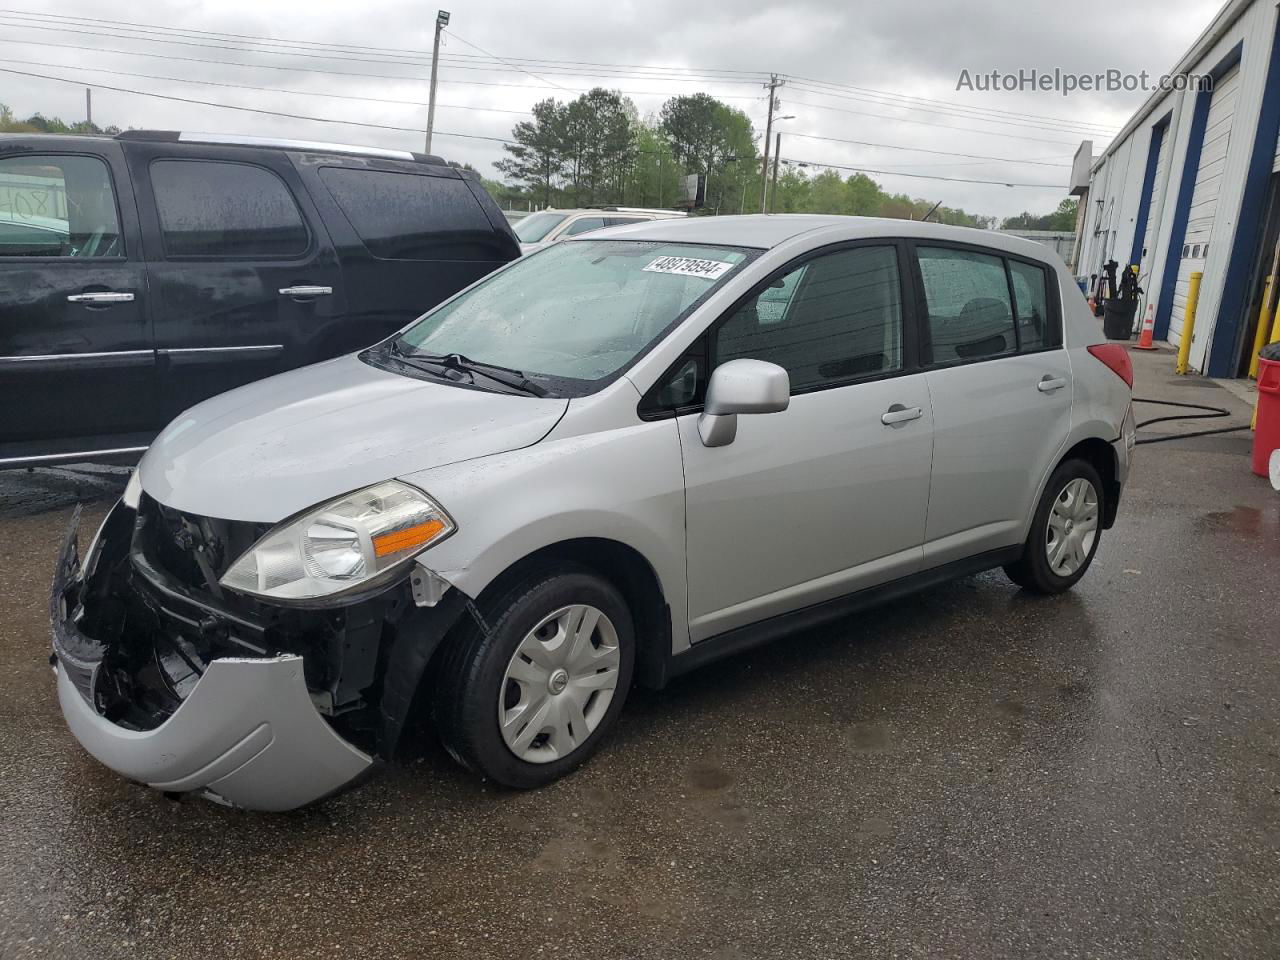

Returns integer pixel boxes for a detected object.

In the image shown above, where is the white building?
[1074,0,1280,377]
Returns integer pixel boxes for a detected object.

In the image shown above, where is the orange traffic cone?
[1134,303,1157,350]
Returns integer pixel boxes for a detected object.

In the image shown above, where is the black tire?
[1003,458,1105,594]
[433,564,635,788]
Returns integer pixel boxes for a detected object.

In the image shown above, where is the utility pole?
[769,132,781,213]
[759,74,784,214]
[424,10,450,154]
[85,88,92,128]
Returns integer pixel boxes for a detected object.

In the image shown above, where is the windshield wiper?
[393,345,550,398]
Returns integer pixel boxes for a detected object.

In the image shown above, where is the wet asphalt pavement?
[2,348,1279,959]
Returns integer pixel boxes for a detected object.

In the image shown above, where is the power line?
[782,74,1118,134]
[783,92,1099,148]
[0,17,766,86]
[784,131,1071,168]
[0,65,514,143]
[0,9,1119,134]
[0,36,766,99]
[443,29,574,93]
[0,58,534,114]
[786,81,1111,137]
[781,155,1062,188]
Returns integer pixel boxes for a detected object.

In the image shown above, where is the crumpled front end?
[49,493,463,811]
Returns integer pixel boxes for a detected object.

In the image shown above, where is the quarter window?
[1009,259,1055,352]
[715,245,904,390]
[151,160,308,258]
[319,167,498,261]
[0,155,121,257]
[917,246,1016,363]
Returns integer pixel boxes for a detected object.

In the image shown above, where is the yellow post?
[1250,275,1276,379]
[1175,271,1203,375]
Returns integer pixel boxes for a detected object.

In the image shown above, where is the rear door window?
[151,159,309,259]
[916,246,1016,364]
[318,167,499,261]
[0,154,122,257]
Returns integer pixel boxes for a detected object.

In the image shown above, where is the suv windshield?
[513,212,568,243]
[382,240,754,394]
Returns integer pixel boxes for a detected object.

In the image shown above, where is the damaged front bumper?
[55,654,371,811]
[50,496,465,811]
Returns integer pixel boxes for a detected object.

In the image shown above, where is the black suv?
[0,131,521,468]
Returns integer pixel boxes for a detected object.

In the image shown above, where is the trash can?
[1102,298,1138,340]
[1253,342,1280,478]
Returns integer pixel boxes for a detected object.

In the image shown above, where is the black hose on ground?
[1131,397,1252,446]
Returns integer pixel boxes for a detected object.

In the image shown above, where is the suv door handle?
[67,291,134,304]
[279,285,333,298]
[881,404,923,426]
[1037,375,1068,393]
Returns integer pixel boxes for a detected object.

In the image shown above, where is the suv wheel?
[1004,459,1104,594]
[434,566,635,788]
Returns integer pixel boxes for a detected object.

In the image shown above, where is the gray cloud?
[3,0,1221,218]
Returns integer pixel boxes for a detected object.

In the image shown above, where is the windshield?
[514,212,568,243]
[388,239,754,394]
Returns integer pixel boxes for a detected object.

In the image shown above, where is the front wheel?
[1004,459,1104,594]
[434,566,635,788]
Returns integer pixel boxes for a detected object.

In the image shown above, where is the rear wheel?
[1004,459,1104,594]
[434,565,634,788]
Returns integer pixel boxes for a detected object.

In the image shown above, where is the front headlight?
[220,480,455,602]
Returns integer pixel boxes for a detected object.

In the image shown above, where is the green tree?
[0,102,120,135]
[495,98,567,208]
[1001,198,1077,231]
[659,94,758,213]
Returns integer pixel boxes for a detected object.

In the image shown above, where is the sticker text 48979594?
[642,256,734,280]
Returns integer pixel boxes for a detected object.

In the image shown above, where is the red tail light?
[1087,343,1133,388]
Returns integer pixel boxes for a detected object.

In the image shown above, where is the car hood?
[138,353,568,523]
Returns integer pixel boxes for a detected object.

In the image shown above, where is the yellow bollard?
[1249,275,1275,379]
[1175,271,1203,375]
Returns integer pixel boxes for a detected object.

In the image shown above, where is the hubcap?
[498,604,621,764]
[1047,477,1099,577]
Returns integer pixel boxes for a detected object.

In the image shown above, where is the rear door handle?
[1037,375,1068,393]
[67,291,134,304]
[279,285,333,298]
[881,404,923,426]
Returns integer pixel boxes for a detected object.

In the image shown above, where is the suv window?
[319,167,497,261]
[715,245,903,390]
[151,159,308,259]
[917,246,1016,363]
[564,216,607,237]
[606,216,647,227]
[1009,259,1057,351]
[0,155,121,257]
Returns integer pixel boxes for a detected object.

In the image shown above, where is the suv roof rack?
[114,130,447,164]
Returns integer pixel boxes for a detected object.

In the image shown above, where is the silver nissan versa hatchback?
[51,215,1136,810]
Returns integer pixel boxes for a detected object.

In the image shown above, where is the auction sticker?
[643,256,734,280]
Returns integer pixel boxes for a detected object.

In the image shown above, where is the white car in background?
[515,207,686,254]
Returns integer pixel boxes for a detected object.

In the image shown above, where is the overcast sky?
[1,0,1224,219]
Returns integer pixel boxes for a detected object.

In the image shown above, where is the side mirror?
[698,359,790,447]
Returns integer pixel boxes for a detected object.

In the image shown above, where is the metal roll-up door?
[1170,64,1240,348]
[1138,124,1172,290]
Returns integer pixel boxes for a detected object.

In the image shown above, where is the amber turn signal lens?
[372,518,447,558]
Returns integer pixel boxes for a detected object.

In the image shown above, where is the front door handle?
[279,285,333,298]
[67,291,134,304]
[1037,375,1068,393]
[881,404,923,426]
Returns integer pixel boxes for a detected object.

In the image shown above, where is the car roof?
[576,214,1055,258]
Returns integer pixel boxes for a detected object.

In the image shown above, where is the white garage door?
[1170,64,1240,349]
[1138,122,1172,289]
